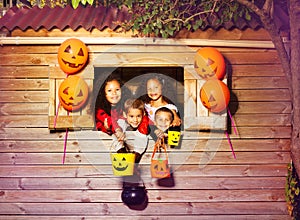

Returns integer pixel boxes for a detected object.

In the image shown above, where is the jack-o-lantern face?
[151,159,170,179]
[58,76,89,112]
[58,38,88,74]
[200,79,230,113]
[168,131,181,146]
[111,153,135,176]
[194,47,226,80]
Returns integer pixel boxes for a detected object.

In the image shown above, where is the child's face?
[105,80,121,106]
[125,108,143,129]
[155,111,173,131]
[147,78,162,101]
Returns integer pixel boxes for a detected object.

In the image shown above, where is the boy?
[115,98,150,163]
[151,107,181,148]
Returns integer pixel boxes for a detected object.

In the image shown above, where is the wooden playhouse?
[0,5,292,219]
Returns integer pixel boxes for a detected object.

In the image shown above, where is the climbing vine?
[286,162,300,219]
[118,0,252,38]
[21,0,252,38]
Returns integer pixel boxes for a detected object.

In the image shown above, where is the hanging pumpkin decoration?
[58,76,89,112]
[194,47,226,80]
[200,79,230,113]
[57,38,88,74]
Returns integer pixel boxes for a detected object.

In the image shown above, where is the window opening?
[93,67,184,130]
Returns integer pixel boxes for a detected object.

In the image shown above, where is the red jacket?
[96,107,150,136]
[95,108,123,135]
[137,115,150,135]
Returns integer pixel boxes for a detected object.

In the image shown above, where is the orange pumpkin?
[57,38,88,74]
[194,47,226,80]
[58,76,89,111]
[200,79,230,113]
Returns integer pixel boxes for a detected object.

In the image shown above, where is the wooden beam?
[0,37,275,48]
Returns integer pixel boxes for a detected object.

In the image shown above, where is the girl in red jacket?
[95,74,131,141]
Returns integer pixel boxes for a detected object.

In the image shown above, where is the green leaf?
[245,10,251,21]
[133,23,140,30]
[124,0,133,8]
[71,0,80,9]
[166,28,174,36]
[162,31,168,38]
[231,3,239,11]
[86,0,93,5]
[157,21,162,29]
[192,25,198,31]
[296,187,300,196]
[186,23,191,31]
[81,0,87,5]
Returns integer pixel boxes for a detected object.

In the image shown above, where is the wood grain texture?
[0,39,291,218]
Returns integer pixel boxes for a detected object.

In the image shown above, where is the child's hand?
[172,115,182,127]
[170,110,181,127]
[154,129,167,139]
[115,128,125,142]
[104,118,110,130]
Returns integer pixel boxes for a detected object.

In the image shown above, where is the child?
[117,98,150,163]
[94,74,131,142]
[136,74,182,147]
[139,75,181,127]
[151,106,181,147]
[151,106,174,140]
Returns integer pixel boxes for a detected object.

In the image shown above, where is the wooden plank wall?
[0,41,292,219]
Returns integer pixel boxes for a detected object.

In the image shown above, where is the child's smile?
[126,108,143,129]
[105,80,121,106]
[155,111,172,132]
[147,79,162,101]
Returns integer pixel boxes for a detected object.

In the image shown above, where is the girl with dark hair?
[95,74,131,141]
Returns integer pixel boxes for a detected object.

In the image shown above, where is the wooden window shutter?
[184,65,227,130]
[48,65,94,130]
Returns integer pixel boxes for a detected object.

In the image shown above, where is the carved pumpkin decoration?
[110,153,135,176]
[200,79,230,113]
[57,38,88,74]
[194,47,226,80]
[58,76,89,112]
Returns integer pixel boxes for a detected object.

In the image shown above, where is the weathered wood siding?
[0,37,292,219]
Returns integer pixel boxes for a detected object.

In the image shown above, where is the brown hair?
[154,107,174,122]
[124,98,145,114]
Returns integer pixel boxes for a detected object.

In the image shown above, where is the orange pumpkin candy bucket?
[150,138,171,179]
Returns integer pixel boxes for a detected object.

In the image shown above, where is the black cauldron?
[121,185,147,206]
